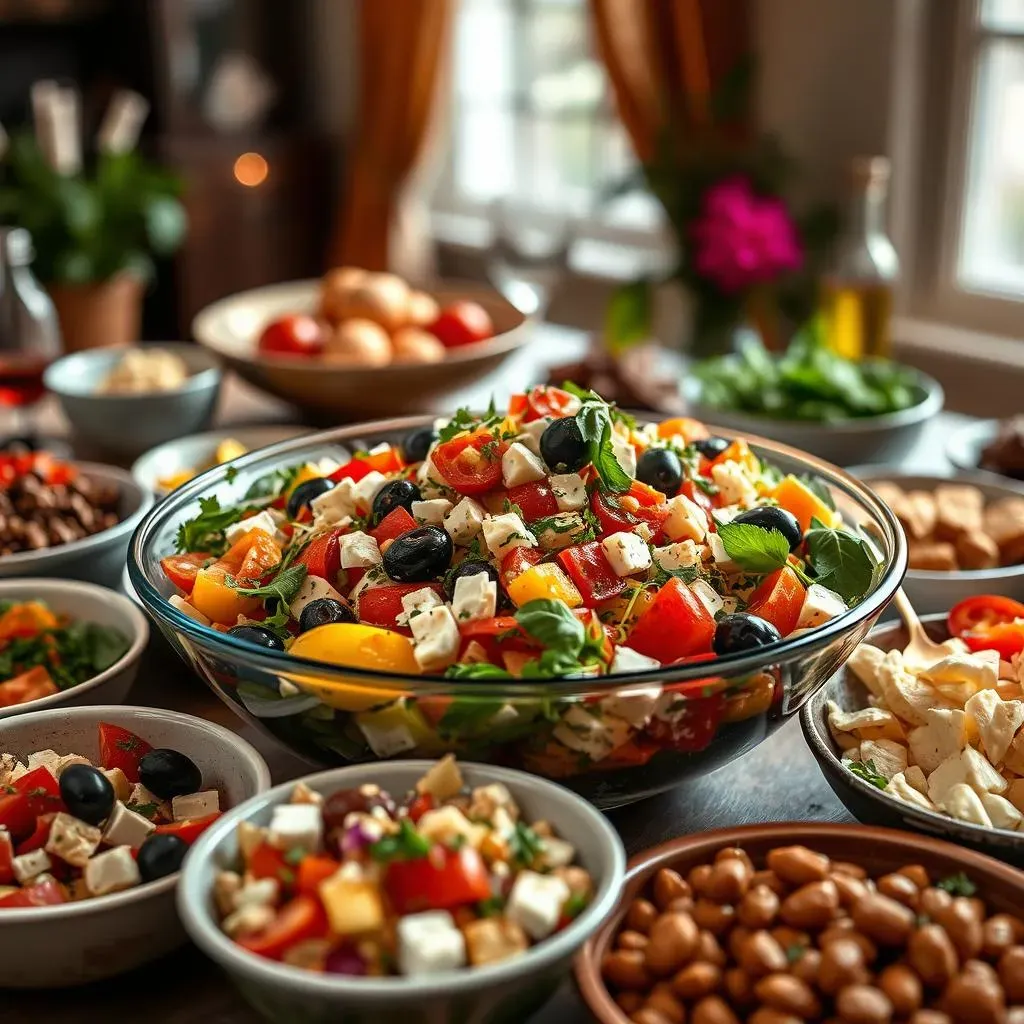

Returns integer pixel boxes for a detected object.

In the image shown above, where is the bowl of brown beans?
[576,823,1024,1024]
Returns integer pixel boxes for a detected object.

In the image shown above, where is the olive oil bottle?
[821,156,899,360]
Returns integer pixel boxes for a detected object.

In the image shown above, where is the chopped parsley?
[369,819,432,862]
[174,495,248,555]
[477,896,505,917]
[937,872,977,897]
[563,891,589,919]
[509,821,545,867]
[438,399,502,443]
[847,758,888,790]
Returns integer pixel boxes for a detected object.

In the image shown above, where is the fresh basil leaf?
[245,465,300,501]
[847,758,887,789]
[576,403,632,493]
[804,526,877,604]
[715,521,791,574]
[445,663,514,680]
[515,599,585,654]
[438,696,509,735]
[227,563,308,604]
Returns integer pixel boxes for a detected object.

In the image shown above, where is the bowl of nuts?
[0,453,152,589]
[575,822,1024,1024]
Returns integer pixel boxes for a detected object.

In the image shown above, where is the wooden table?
[11,329,971,1023]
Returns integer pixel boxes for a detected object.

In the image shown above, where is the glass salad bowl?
[128,416,907,808]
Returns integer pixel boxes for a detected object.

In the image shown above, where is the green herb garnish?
[564,891,589,919]
[514,599,608,678]
[715,520,793,575]
[245,465,301,501]
[847,759,888,789]
[509,821,545,867]
[369,819,432,863]
[226,564,308,604]
[438,399,502,443]
[477,896,505,917]
[575,401,632,493]
[804,519,878,605]
[174,495,246,555]
[0,620,130,692]
[937,872,977,897]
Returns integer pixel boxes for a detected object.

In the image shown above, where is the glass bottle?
[821,156,900,360]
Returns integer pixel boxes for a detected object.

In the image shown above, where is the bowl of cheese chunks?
[853,471,1024,615]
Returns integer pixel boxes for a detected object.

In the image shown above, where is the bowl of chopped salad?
[128,382,907,807]
[0,579,148,718]
[177,755,624,1024]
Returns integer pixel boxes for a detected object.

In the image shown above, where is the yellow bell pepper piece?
[190,566,260,625]
[215,438,248,464]
[771,474,842,532]
[157,469,195,492]
[507,563,582,609]
[285,463,323,497]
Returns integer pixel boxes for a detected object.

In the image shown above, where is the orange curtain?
[329,0,453,271]
[589,0,751,164]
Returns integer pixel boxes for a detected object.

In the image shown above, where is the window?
[432,0,663,264]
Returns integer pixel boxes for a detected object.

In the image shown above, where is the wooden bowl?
[574,822,1024,1023]
[191,280,531,422]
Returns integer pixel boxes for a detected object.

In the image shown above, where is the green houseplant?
[0,132,186,351]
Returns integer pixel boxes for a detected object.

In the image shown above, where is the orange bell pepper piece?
[0,666,58,708]
[657,417,710,442]
[0,602,59,641]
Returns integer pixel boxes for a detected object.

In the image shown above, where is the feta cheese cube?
[269,803,323,853]
[311,479,358,527]
[353,471,388,512]
[171,789,221,821]
[221,904,275,938]
[357,705,420,757]
[518,416,553,457]
[466,782,518,822]
[397,910,467,976]
[482,512,537,560]
[463,916,530,966]
[451,572,497,624]
[539,836,577,870]
[350,565,388,606]
[711,461,758,507]
[611,436,636,478]
[411,498,453,526]
[101,802,155,850]
[610,645,661,674]
[102,767,132,803]
[417,455,451,499]
[12,848,52,883]
[397,585,443,627]
[690,578,724,618]
[653,540,700,572]
[663,494,708,543]
[409,605,461,671]
[536,512,585,551]
[234,877,280,910]
[601,531,652,577]
[506,870,571,940]
[169,594,210,626]
[224,510,279,545]
[84,846,140,896]
[706,532,738,573]
[339,530,382,570]
[26,750,61,776]
[549,472,587,512]
[444,497,487,546]
[54,753,92,776]
[795,584,847,629]
[501,442,547,488]
[417,805,486,849]
[319,874,385,935]
[552,705,632,762]
[289,575,345,621]
[127,782,169,820]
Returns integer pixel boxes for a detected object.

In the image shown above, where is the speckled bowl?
[0,705,271,987]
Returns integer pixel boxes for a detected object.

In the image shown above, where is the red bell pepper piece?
[99,723,154,785]
[506,481,558,522]
[590,491,668,544]
[153,812,222,846]
[15,812,55,855]
[370,507,417,545]
[407,792,434,823]
[294,529,343,583]
[238,895,328,960]
[0,828,14,884]
[500,547,543,588]
[627,578,716,662]
[0,876,67,907]
[12,765,65,817]
[0,792,35,842]
[747,566,805,637]
[948,595,1024,659]
[329,459,372,484]
[358,583,445,631]
[557,542,627,606]
[385,845,492,915]
[507,393,529,418]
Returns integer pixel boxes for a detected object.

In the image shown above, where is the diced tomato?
[558,542,627,606]
[361,447,405,474]
[247,841,292,883]
[237,529,282,584]
[385,846,492,915]
[746,567,806,637]
[500,547,543,588]
[0,876,66,907]
[506,481,559,522]
[407,793,434,823]
[296,855,341,897]
[160,552,211,593]
[507,393,529,418]
[12,766,64,817]
[238,895,329,960]
[948,595,1024,658]
[0,602,58,640]
[0,829,13,884]
[329,459,372,484]
[522,385,580,422]
[627,578,716,662]
[370,507,417,545]
[601,736,660,768]
[15,812,55,855]
[359,583,445,631]
[0,665,58,709]
[629,480,667,506]
[590,490,668,544]
[98,723,153,784]
[432,433,507,495]
[681,479,717,525]
[153,812,222,846]
[294,530,343,583]
[0,793,35,841]
[647,692,727,753]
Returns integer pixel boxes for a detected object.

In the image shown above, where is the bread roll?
[320,266,368,323]
[391,327,445,364]
[323,318,392,366]
[406,291,440,328]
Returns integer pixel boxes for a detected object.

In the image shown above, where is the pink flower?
[690,176,803,294]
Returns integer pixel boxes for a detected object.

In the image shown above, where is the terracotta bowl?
[574,822,1024,1023]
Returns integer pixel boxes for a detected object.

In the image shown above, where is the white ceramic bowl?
[191,280,532,422]
[0,704,271,987]
[0,579,148,720]
[178,760,626,1024]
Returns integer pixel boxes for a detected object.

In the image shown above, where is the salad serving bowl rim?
[128,413,908,697]
[177,758,626,1000]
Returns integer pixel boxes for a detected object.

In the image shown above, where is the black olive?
[713,612,782,655]
[444,559,501,602]
[59,765,115,826]
[322,786,396,833]
[286,477,334,520]
[539,417,588,472]
[694,436,731,460]
[139,749,203,800]
[372,478,421,524]
[382,525,453,582]
[228,624,286,651]
[636,447,683,495]
[299,597,357,633]
[731,505,803,552]
[402,425,437,464]
[137,833,188,882]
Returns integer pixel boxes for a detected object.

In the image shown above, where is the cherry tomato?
[523,385,581,423]
[370,507,417,546]
[506,481,558,522]
[557,542,626,606]
[98,723,153,784]
[500,547,543,588]
[258,315,328,358]
[627,578,716,662]
[407,793,434,823]
[429,301,494,348]
[238,895,329,960]
[359,583,444,631]
[590,490,668,544]
[160,553,211,593]
[385,846,492,914]
[746,567,806,637]
[16,812,56,855]
[948,595,1024,659]
[432,433,507,495]
[0,792,35,841]
[0,829,13,884]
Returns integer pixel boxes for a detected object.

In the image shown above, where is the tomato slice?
[948,595,1024,659]
[431,433,507,495]
[646,692,727,753]
[385,846,492,915]
[98,723,153,784]
[0,876,66,907]
[329,459,372,484]
[522,385,581,422]
[11,766,65,817]
[359,583,445,631]
[370,507,417,545]
[160,553,212,593]
[0,829,14,884]
[558,542,627,606]
[153,812,222,846]
[0,792,35,841]
[407,793,434,823]
[506,481,559,522]
[591,491,668,544]
[294,529,343,583]
[746,567,806,637]
[238,895,329,960]
[16,812,56,855]
[627,578,716,662]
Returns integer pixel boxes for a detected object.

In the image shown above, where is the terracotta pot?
[47,275,144,352]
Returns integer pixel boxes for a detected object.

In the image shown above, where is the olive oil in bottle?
[821,156,899,360]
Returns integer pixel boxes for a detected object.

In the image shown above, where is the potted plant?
[0,89,186,351]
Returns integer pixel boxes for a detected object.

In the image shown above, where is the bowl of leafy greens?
[687,329,944,467]
[0,579,148,718]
